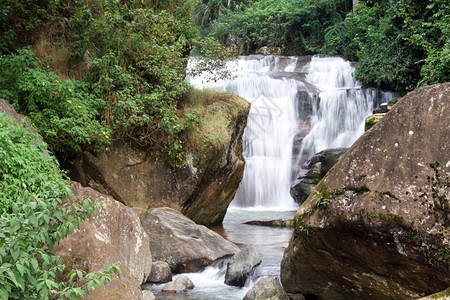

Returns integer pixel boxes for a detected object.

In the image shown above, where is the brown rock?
[162,275,195,293]
[66,93,250,225]
[281,83,450,299]
[56,182,152,299]
[243,277,290,300]
[142,290,156,300]
[147,261,172,283]
[141,207,240,273]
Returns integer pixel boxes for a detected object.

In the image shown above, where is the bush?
[0,113,120,299]
[0,48,109,157]
[328,0,450,92]
[0,0,201,166]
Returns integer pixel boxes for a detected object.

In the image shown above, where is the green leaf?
[0,287,9,300]
[6,269,21,289]
[15,263,26,276]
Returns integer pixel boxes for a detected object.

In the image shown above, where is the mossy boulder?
[281,83,450,299]
[67,90,249,225]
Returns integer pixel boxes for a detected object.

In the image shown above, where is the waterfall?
[189,56,299,210]
[296,56,395,165]
[187,55,394,210]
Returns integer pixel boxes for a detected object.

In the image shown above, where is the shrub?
[0,113,120,299]
[0,48,109,157]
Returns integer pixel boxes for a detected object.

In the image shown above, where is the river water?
[151,209,296,299]
[149,55,394,299]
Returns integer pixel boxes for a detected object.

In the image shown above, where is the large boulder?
[56,182,152,300]
[281,83,450,299]
[65,92,249,225]
[225,247,262,287]
[141,207,240,273]
[243,277,290,300]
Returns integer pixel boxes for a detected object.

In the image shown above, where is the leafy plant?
[188,37,239,82]
[314,184,331,208]
[0,113,120,299]
[0,48,109,157]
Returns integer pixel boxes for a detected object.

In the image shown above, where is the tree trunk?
[352,0,358,14]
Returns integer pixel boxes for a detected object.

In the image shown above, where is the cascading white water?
[297,56,395,164]
[189,57,299,209]
[188,55,394,209]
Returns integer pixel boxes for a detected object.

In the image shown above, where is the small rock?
[162,275,195,293]
[243,277,290,300]
[225,247,261,287]
[147,261,172,283]
[142,290,155,300]
[244,219,293,228]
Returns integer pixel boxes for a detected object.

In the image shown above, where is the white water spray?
[188,55,394,209]
[189,57,299,209]
[297,56,395,163]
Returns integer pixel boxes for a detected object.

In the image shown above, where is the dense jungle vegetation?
[0,0,448,298]
[200,0,449,92]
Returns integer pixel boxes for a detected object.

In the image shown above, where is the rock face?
[291,148,347,204]
[141,207,240,273]
[66,93,250,225]
[225,247,262,287]
[281,83,450,299]
[243,277,290,300]
[56,182,152,300]
[162,276,195,293]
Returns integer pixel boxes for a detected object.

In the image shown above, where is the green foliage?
[314,184,331,208]
[328,0,449,92]
[0,48,109,156]
[188,37,239,81]
[0,0,203,166]
[207,0,351,54]
[0,0,60,53]
[0,114,120,299]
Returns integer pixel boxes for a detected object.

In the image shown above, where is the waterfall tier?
[187,55,395,209]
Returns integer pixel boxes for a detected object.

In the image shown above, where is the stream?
[151,209,296,299]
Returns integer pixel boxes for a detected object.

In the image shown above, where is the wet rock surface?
[225,247,262,287]
[291,148,347,204]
